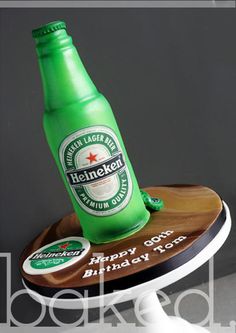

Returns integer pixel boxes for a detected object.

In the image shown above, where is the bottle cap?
[32,21,66,38]
[140,190,164,211]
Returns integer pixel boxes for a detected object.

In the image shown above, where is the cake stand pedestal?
[136,290,208,333]
[20,185,231,332]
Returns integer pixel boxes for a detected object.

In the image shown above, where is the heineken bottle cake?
[19,20,228,308]
[32,21,151,244]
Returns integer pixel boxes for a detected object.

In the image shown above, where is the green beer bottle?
[32,21,150,244]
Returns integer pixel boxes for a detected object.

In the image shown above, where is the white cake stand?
[23,202,231,332]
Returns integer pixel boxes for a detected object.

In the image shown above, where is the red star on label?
[59,243,70,250]
[86,152,97,164]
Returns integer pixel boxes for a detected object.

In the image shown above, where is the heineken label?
[23,237,90,275]
[59,126,133,216]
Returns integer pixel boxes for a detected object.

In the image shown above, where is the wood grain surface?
[20,185,224,297]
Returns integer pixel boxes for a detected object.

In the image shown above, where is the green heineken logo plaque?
[59,126,133,217]
[23,237,90,275]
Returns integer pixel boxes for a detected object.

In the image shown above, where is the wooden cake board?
[20,185,231,332]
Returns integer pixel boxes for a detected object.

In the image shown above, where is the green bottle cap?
[140,190,164,211]
[32,21,66,38]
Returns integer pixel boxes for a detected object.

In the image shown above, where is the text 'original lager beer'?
[32,21,150,244]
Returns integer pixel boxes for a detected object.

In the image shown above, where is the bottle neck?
[35,30,97,111]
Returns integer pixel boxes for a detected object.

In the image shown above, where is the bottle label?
[23,237,90,275]
[59,126,132,216]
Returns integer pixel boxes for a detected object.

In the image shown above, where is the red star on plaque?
[86,152,98,164]
[59,243,70,250]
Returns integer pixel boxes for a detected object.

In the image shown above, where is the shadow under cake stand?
[20,185,231,332]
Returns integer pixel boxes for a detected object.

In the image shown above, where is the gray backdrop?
[0,8,235,326]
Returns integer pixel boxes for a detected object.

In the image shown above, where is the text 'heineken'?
[32,21,150,243]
